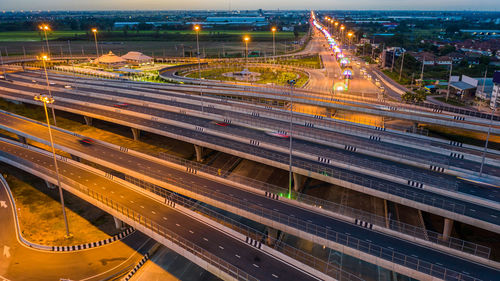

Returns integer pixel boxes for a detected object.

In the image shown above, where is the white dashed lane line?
[151,211,156,214]
[272,274,279,278]
[203,238,208,241]
[189,230,194,234]
[163,217,168,220]
[219,246,224,250]
[253,264,259,268]
[235,254,241,258]
[175,223,180,227]
[140,205,145,209]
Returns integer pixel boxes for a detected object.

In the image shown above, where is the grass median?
[186,66,308,87]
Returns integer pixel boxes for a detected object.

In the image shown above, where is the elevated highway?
[0,112,498,280]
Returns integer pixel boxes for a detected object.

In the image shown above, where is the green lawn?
[186,66,308,87]
[435,96,466,107]
[276,54,322,69]
[0,30,303,42]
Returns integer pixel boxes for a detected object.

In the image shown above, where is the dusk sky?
[2,0,500,11]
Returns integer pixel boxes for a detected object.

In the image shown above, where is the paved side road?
[0,173,155,281]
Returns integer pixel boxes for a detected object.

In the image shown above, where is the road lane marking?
[203,237,208,241]
[130,200,134,203]
[253,264,259,268]
[235,254,241,258]
[163,217,168,220]
[151,211,156,214]
[272,274,279,278]
[175,223,180,227]
[219,246,224,250]
[189,230,194,234]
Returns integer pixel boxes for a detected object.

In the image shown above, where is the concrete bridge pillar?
[17,135,27,144]
[131,128,140,141]
[266,227,279,247]
[194,145,204,162]
[83,116,93,126]
[293,172,305,192]
[70,154,81,162]
[442,218,454,241]
[114,217,124,229]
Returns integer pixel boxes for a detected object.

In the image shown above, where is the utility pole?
[446,63,453,101]
[420,55,425,87]
[390,49,396,72]
[399,51,405,81]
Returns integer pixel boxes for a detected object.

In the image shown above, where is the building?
[381,47,405,68]
[121,51,153,65]
[449,75,479,98]
[189,17,268,27]
[447,52,465,64]
[491,71,500,109]
[435,56,452,66]
[93,51,127,67]
[411,52,435,66]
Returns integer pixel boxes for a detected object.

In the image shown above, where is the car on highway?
[78,138,94,146]
[31,80,37,83]
[265,131,289,138]
[211,121,230,127]
[64,85,72,89]
[113,102,129,108]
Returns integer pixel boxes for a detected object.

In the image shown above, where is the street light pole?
[39,25,51,57]
[92,28,99,58]
[399,51,405,81]
[34,94,71,238]
[479,107,495,177]
[194,25,204,113]
[271,27,277,57]
[40,55,57,126]
[287,79,296,198]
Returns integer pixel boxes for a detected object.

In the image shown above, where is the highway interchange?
[0,106,498,280]
[0,12,499,280]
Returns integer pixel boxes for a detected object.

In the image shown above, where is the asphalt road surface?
[0,173,156,281]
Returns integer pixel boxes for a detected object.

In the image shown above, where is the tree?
[439,45,456,56]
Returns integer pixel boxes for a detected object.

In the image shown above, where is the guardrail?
[156,152,490,259]
[0,151,258,281]
[0,143,482,281]
[126,175,363,281]
[0,107,489,260]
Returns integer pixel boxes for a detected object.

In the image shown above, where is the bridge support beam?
[131,128,140,141]
[70,154,81,162]
[17,135,27,144]
[442,218,454,241]
[266,227,279,247]
[83,116,93,126]
[114,217,124,229]
[194,145,204,162]
[292,172,305,192]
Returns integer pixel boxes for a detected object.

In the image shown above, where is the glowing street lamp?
[340,25,345,47]
[38,24,51,56]
[34,94,71,238]
[38,54,57,126]
[244,35,250,66]
[271,27,277,57]
[91,28,99,58]
[347,32,354,51]
[194,25,204,113]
